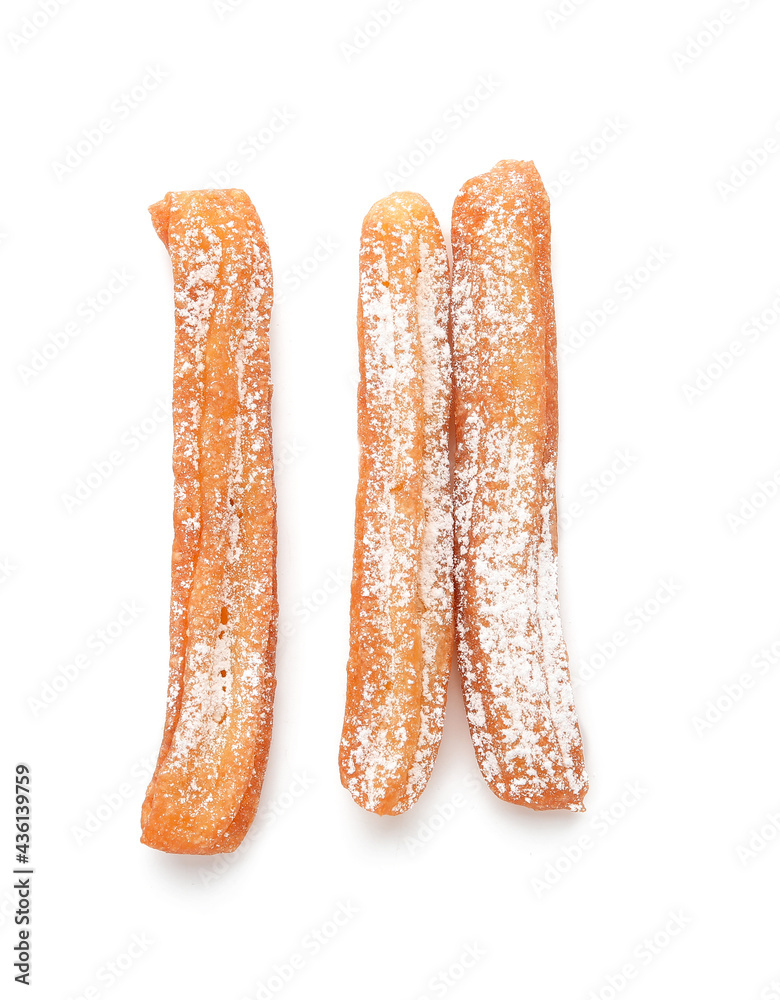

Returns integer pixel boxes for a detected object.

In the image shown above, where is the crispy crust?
[141,189,278,853]
[451,161,587,811]
[339,192,454,815]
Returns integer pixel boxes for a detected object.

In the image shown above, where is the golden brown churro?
[339,192,454,815]
[141,189,278,853]
[451,161,587,811]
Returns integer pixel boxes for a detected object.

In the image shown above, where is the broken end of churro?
[148,194,171,247]
[484,764,589,814]
[149,189,260,251]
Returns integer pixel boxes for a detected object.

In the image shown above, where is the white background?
[3,0,780,997]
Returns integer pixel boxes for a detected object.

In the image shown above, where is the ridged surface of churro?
[339,192,454,815]
[451,161,587,811]
[141,189,277,853]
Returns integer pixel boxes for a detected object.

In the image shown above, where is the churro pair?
[339,163,588,815]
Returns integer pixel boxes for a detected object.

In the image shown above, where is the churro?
[339,192,454,815]
[141,189,278,853]
[451,161,587,810]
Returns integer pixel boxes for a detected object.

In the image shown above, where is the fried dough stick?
[451,162,587,810]
[141,189,278,853]
[339,193,454,815]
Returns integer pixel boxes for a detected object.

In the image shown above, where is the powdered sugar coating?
[142,189,277,854]
[451,161,587,811]
[340,192,454,815]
